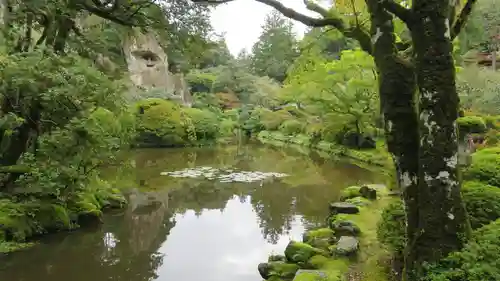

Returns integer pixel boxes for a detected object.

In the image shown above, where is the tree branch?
[302,0,329,18]
[451,0,477,40]
[380,0,413,25]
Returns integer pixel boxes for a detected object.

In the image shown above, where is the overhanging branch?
[451,0,477,40]
[380,0,413,25]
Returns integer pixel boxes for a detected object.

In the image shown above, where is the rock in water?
[258,263,272,279]
[330,220,361,236]
[329,202,360,214]
[360,185,377,200]
[333,236,359,256]
[258,262,299,280]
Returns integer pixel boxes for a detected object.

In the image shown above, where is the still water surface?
[0,144,380,281]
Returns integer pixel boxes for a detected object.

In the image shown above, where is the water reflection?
[0,144,380,281]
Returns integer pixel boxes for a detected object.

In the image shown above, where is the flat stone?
[331,220,361,236]
[333,236,359,256]
[329,202,359,214]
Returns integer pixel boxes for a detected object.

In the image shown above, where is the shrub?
[378,181,500,255]
[483,115,500,130]
[186,70,217,93]
[462,181,500,229]
[425,219,500,281]
[485,130,500,146]
[258,109,293,131]
[135,98,187,146]
[464,147,500,187]
[279,119,303,135]
[456,116,487,136]
[376,201,406,254]
[182,108,219,141]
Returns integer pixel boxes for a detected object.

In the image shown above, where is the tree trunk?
[405,2,470,279]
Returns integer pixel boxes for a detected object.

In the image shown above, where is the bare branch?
[380,0,413,25]
[451,0,477,40]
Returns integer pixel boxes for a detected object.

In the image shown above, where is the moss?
[279,119,304,135]
[284,241,329,264]
[268,262,300,279]
[0,241,35,253]
[303,228,335,249]
[340,186,362,200]
[457,116,487,136]
[345,197,371,207]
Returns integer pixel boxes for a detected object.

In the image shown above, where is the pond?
[0,144,382,281]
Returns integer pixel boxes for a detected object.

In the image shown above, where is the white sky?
[210,0,319,56]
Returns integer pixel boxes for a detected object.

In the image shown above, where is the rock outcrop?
[123,31,192,106]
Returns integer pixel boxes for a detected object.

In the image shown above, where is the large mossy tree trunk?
[403,1,471,279]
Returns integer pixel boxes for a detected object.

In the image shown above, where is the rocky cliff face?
[123,31,192,106]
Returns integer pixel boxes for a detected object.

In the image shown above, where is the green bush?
[457,116,487,136]
[376,201,406,254]
[258,108,293,131]
[186,70,217,93]
[183,107,219,141]
[279,119,303,135]
[464,147,500,187]
[425,219,500,281]
[483,115,500,129]
[378,180,500,254]
[462,181,500,229]
[135,99,188,146]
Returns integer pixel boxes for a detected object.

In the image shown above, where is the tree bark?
[404,1,471,279]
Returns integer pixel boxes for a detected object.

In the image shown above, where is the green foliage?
[457,67,500,115]
[258,109,293,131]
[283,49,379,143]
[424,219,500,281]
[376,201,406,254]
[134,99,188,146]
[182,108,219,141]
[459,0,500,53]
[464,147,500,187]
[462,181,500,229]
[456,116,487,135]
[250,11,299,82]
[186,70,217,93]
[279,119,303,135]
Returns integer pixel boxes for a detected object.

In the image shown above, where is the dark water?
[0,144,381,281]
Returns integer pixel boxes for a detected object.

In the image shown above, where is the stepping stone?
[331,220,361,236]
[293,269,328,281]
[333,236,359,256]
[329,202,359,214]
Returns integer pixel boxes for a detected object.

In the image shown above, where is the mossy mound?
[258,261,300,280]
[285,241,329,264]
[303,228,335,250]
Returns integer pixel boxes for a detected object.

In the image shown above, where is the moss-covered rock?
[330,220,361,237]
[258,262,300,280]
[284,241,329,264]
[269,254,287,262]
[329,202,360,215]
[331,236,359,256]
[302,228,335,250]
[359,185,377,200]
[340,186,361,200]
[345,196,371,207]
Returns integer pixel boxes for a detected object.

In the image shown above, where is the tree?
[283,49,379,145]
[250,10,299,83]
[194,0,477,279]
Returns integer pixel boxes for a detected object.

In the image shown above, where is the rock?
[329,202,360,214]
[360,185,377,200]
[293,269,343,281]
[258,263,272,279]
[345,196,370,206]
[268,254,286,262]
[284,241,328,264]
[333,236,359,256]
[330,220,361,236]
[303,228,336,250]
[339,186,361,200]
[258,262,299,280]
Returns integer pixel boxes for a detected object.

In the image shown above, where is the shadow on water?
[0,144,381,281]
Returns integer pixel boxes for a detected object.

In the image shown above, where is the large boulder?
[258,261,299,280]
[302,228,336,250]
[330,220,361,237]
[359,185,377,200]
[284,241,329,264]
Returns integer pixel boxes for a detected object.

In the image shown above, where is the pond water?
[0,144,382,281]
